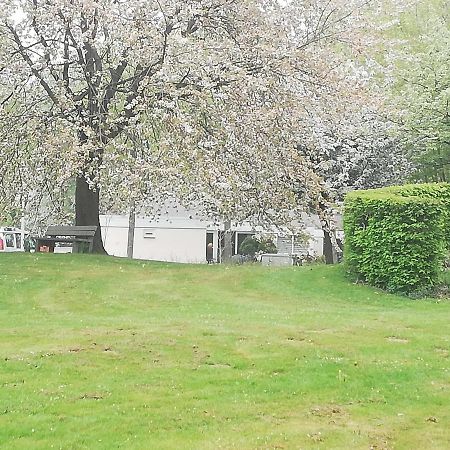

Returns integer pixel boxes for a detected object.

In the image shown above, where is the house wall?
[305,227,324,257]
[100,215,129,257]
[100,213,328,263]
[100,215,209,263]
[133,227,206,263]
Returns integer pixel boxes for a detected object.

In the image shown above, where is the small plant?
[239,236,277,256]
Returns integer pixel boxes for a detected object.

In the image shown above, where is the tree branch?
[5,22,60,106]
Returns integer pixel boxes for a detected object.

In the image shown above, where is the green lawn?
[0,254,449,449]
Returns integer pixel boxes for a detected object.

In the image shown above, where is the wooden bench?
[35,226,97,253]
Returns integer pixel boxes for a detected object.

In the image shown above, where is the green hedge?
[344,183,450,294]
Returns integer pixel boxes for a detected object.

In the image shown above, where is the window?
[236,232,254,255]
[5,234,15,248]
[15,233,22,249]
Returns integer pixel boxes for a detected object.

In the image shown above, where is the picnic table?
[34,226,97,253]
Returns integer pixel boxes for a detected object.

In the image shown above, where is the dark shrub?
[239,236,277,256]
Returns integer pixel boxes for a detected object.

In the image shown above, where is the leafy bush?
[239,236,277,256]
[344,183,450,294]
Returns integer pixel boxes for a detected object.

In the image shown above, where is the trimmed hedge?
[344,183,450,293]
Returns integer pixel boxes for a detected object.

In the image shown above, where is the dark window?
[5,234,15,248]
[236,233,255,254]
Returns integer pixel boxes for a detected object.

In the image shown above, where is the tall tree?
[1,0,411,252]
[380,0,449,181]
[297,103,413,263]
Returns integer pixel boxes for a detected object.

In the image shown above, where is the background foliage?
[381,0,450,182]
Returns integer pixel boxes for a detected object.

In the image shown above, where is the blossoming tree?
[0,0,410,253]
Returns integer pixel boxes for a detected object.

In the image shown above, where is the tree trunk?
[322,227,335,265]
[75,176,106,254]
[222,220,232,262]
[318,197,338,265]
[127,204,135,259]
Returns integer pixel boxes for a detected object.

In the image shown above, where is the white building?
[0,226,26,252]
[100,208,326,264]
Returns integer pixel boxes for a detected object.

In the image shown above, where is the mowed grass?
[0,254,449,450]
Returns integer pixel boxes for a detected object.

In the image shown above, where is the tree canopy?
[0,0,440,252]
[381,0,450,182]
